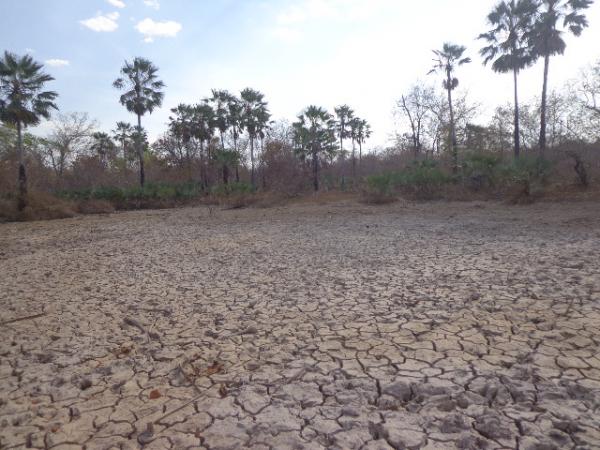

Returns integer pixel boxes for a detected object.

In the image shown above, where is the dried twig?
[1,313,46,326]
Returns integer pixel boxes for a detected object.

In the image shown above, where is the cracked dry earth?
[1,200,600,450]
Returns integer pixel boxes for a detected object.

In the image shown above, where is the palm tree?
[226,94,243,182]
[112,121,134,162]
[240,88,270,188]
[355,119,372,164]
[113,57,165,187]
[429,43,471,171]
[293,106,335,191]
[169,104,197,177]
[349,116,361,178]
[192,103,215,189]
[207,89,232,150]
[90,132,116,166]
[0,51,58,210]
[529,0,593,152]
[334,105,354,157]
[480,0,537,158]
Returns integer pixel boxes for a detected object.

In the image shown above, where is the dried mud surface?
[1,200,599,450]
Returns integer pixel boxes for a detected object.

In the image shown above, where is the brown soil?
[1,200,599,449]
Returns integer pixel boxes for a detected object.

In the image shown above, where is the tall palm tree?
[480,0,537,158]
[355,119,372,164]
[112,121,134,162]
[226,94,243,182]
[113,57,165,187]
[90,132,116,166]
[0,51,58,210]
[334,105,354,157]
[240,88,270,189]
[529,0,593,152]
[349,116,361,179]
[192,103,214,189]
[207,89,232,150]
[294,106,335,191]
[429,43,471,172]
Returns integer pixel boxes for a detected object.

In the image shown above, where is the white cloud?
[107,0,126,8]
[143,0,160,10]
[271,26,302,43]
[135,18,182,43]
[45,59,70,67]
[80,11,120,32]
[25,48,35,54]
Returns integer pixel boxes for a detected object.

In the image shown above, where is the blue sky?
[2,0,600,147]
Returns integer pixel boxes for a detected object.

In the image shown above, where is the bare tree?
[395,83,436,157]
[46,112,96,179]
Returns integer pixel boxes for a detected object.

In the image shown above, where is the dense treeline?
[1,0,598,220]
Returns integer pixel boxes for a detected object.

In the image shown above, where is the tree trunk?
[312,146,319,192]
[351,139,356,180]
[359,141,362,164]
[223,163,229,185]
[339,122,344,155]
[513,68,521,158]
[250,136,255,189]
[447,73,458,173]
[233,135,240,182]
[539,54,550,154]
[137,114,145,187]
[16,121,27,211]
[199,140,206,190]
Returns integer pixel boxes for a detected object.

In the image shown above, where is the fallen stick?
[1,312,46,326]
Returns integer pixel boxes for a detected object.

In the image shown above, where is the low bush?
[0,192,77,222]
[362,173,397,204]
[76,199,115,215]
[365,160,452,200]
[462,152,503,190]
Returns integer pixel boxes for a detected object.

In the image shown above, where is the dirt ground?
[1,199,599,450]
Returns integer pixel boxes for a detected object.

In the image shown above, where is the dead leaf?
[206,361,223,376]
[149,389,161,399]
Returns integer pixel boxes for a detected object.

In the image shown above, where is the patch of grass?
[76,199,115,215]
[365,160,452,201]
[0,192,77,222]
[59,182,205,210]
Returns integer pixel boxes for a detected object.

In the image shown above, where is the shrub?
[77,199,115,215]
[462,152,503,190]
[211,182,253,196]
[502,156,553,203]
[15,192,76,222]
[363,173,397,204]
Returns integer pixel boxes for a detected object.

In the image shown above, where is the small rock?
[80,378,92,390]
[138,423,154,445]
[382,382,412,402]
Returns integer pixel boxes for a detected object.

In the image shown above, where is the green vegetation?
[1,1,598,221]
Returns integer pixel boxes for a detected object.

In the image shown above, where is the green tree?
[334,105,354,157]
[429,43,471,171]
[0,51,58,209]
[355,119,372,164]
[529,0,593,152]
[479,0,538,158]
[113,57,165,187]
[112,121,134,162]
[208,89,233,150]
[226,94,243,182]
[240,88,270,189]
[293,106,335,191]
[192,103,215,189]
[90,132,116,166]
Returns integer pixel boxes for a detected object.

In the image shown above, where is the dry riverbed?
[1,200,599,450]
